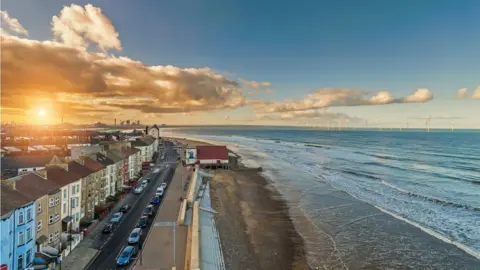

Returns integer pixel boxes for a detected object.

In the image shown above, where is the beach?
[168,134,480,269]
[171,137,310,270]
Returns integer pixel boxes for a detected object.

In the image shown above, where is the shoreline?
[168,136,311,269]
[167,135,480,268]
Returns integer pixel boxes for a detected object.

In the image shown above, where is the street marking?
[116,245,125,260]
[153,221,176,227]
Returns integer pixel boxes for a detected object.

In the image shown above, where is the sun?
[38,108,46,117]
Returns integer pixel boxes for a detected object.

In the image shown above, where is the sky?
[1,0,479,128]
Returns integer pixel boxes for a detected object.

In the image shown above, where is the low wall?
[190,201,200,270]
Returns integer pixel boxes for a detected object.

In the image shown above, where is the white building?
[45,166,83,253]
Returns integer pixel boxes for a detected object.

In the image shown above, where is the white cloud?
[251,88,434,113]
[455,88,469,99]
[51,4,121,51]
[401,88,433,103]
[0,10,28,36]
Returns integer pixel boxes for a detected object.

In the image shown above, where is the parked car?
[116,246,136,266]
[134,186,144,194]
[136,216,148,228]
[151,196,160,204]
[144,205,155,217]
[128,228,142,244]
[102,223,115,233]
[141,179,148,187]
[160,182,167,189]
[155,189,164,197]
[109,212,123,223]
[119,204,131,213]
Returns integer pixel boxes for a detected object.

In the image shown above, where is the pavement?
[84,141,179,270]
[133,162,189,270]
[61,175,145,270]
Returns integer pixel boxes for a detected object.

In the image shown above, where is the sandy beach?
[169,137,310,270]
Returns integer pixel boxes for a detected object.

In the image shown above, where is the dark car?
[144,205,155,217]
[151,196,160,204]
[136,216,148,228]
[102,223,115,233]
[120,204,131,213]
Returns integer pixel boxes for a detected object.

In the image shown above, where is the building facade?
[0,185,36,270]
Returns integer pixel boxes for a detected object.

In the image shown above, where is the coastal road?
[87,141,179,270]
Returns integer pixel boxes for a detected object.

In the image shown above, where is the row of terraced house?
[0,136,158,270]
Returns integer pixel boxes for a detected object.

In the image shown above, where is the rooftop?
[95,153,114,166]
[67,161,94,178]
[1,184,33,216]
[196,146,229,160]
[46,166,82,186]
[81,157,106,172]
[12,173,62,200]
[1,155,61,170]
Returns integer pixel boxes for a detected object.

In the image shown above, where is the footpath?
[133,163,189,270]
[59,191,138,270]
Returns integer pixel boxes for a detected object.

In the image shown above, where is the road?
[87,141,179,270]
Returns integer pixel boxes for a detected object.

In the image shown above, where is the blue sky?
[2,0,479,128]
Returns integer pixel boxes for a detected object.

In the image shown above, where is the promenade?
[134,163,189,270]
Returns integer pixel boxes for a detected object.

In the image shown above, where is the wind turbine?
[451,122,455,132]
[426,116,431,132]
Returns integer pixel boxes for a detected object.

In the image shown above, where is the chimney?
[145,125,149,135]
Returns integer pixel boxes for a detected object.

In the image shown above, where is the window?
[54,231,59,241]
[55,214,60,223]
[17,254,23,270]
[49,198,54,207]
[18,232,24,246]
[55,196,60,205]
[37,202,42,214]
[37,220,42,232]
[63,189,67,199]
[71,198,76,208]
[27,209,32,221]
[26,249,32,265]
[71,185,75,195]
[49,215,53,224]
[18,212,24,225]
[77,184,80,193]
[63,203,67,214]
[26,228,32,241]
[49,233,53,243]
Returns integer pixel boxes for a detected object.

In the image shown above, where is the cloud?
[455,88,469,99]
[401,88,433,103]
[0,10,28,36]
[51,4,121,51]
[1,34,246,118]
[472,86,480,99]
[243,80,271,89]
[265,89,274,94]
[251,88,434,113]
[256,109,362,124]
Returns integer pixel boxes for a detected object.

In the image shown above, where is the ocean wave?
[381,181,480,211]
[374,205,480,260]
[339,168,381,181]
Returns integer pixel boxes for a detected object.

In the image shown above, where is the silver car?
[128,228,142,244]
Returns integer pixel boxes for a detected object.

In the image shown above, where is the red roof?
[196,145,228,160]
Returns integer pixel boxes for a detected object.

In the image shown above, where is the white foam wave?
[374,206,480,260]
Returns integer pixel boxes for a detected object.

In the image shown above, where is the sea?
[164,127,480,269]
